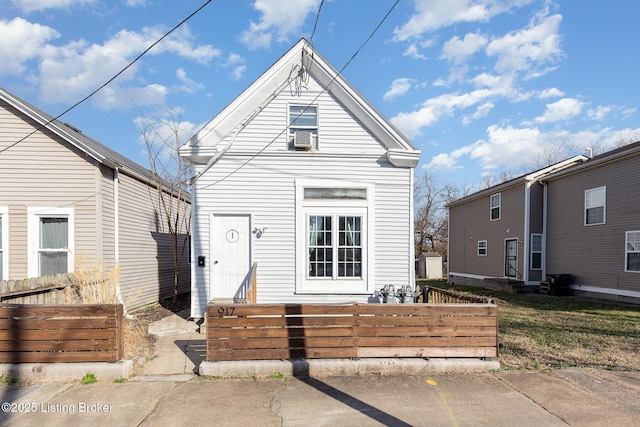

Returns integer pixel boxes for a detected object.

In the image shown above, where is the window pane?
[309,215,332,278]
[40,217,68,249]
[40,252,68,276]
[491,207,500,220]
[586,206,604,225]
[531,253,542,269]
[627,253,640,272]
[304,188,366,200]
[491,194,500,208]
[338,216,362,278]
[290,105,317,127]
[531,235,542,252]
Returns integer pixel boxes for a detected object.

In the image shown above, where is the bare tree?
[138,111,192,302]
[414,172,460,260]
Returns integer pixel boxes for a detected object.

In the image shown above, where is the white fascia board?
[387,148,421,168]
[525,155,588,181]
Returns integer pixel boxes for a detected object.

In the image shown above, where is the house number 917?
[217,307,235,317]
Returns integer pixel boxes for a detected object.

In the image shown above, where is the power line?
[309,0,325,44]
[0,0,213,156]
[201,0,401,189]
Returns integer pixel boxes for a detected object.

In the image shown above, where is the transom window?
[585,186,606,225]
[490,193,501,220]
[308,215,362,279]
[530,234,542,270]
[626,231,640,272]
[477,240,487,256]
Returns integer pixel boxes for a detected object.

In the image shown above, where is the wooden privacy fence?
[206,303,498,361]
[0,304,124,363]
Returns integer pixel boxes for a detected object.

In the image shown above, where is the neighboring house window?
[490,193,501,220]
[289,105,318,149]
[626,231,640,272]
[585,186,606,225]
[296,180,373,294]
[0,207,7,280]
[477,240,487,256]
[28,207,74,277]
[530,234,542,270]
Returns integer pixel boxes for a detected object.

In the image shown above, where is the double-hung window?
[296,181,373,294]
[585,186,606,225]
[28,207,74,277]
[289,105,318,149]
[477,240,487,256]
[626,231,640,272]
[530,234,542,270]
[0,207,7,280]
[490,193,501,220]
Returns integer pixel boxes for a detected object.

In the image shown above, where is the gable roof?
[446,154,589,208]
[0,87,153,183]
[180,38,420,168]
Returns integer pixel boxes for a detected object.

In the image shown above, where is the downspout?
[523,182,531,284]
[409,167,416,288]
[188,63,308,186]
[114,168,134,319]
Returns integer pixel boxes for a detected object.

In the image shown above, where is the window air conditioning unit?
[293,131,313,150]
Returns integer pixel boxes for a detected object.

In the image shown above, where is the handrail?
[246,262,257,304]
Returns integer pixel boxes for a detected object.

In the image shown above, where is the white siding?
[190,82,412,316]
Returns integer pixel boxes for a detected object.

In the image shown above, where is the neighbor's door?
[211,215,250,299]
[505,238,518,278]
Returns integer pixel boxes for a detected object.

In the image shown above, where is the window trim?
[490,193,501,221]
[625,230,640,273]
[28,207,74,277]
[0,207,7,280]
[295,179,375,294]
[584,186,606,226]
[530,233,542,270]
[477,240,487,256]
[288,104,319,134]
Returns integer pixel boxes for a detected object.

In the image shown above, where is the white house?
[180,39,420,317]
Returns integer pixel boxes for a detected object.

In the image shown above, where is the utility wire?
[0,0,213,155]
[309,0,325,44]
[201,0,400,189]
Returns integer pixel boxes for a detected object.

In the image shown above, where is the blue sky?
[1,0,639,189]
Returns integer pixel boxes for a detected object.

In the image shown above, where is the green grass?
[418,279,640,371]
[0,374,14,384]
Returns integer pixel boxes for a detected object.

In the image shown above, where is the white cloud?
[587,105,612,121]
[462,101,494,125]
[394,0,531,41]
[35,25,219,106]
[440,32,487,64]
[224,53,247,80]
[383,78,414,101]
[534,97,584,124]
[0,18,60,76]
[124,0,147,6]
[8,0,96,13]
[538,87,564,99]
[95,84,168,110]
[175,68,205,94]
[486,11,563,76]
[240,0,320,49]
[403,43,427,60]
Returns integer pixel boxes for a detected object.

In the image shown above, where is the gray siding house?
[447,156,587,288]
[0,87,190,310]
[448,142,640,304]
[180,39,421,318]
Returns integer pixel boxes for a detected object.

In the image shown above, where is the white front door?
[211,215,250,299]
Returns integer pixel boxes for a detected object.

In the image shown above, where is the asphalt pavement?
[1,310,639,426]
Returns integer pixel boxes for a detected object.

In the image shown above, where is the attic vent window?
[289,105,317,150]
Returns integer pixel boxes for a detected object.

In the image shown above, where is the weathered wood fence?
[206,303,498,361]
[417,285,495,304]
[0,304,124,363]
[0,274,75,304]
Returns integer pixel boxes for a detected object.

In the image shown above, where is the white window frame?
[477,240,487,256]
[289,104,319,149]
[625,231,640,273]
[530,234,542,270]
[490,193,501,221]
[0,207,8,280]
[584,186,606,226]
[28,207,74,277]
[295,179,375,294]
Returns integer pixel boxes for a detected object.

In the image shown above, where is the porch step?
[210,298,248,304]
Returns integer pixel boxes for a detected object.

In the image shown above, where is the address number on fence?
[217,307,235,317]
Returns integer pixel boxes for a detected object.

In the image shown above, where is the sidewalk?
[1,311,639,426]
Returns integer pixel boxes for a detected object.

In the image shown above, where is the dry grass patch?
[420,280,640,371]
